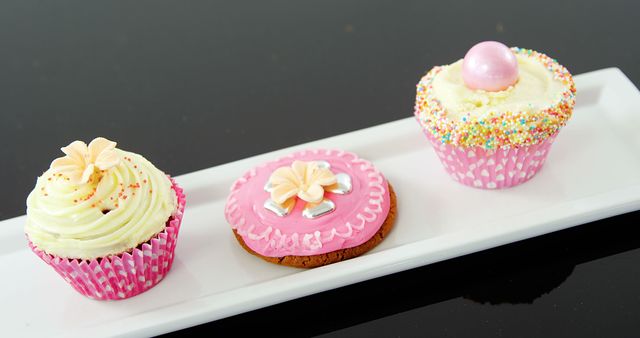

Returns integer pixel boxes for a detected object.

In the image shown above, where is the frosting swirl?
[25,139,177,260]
[415,47,576,149]
[432,53,566,119]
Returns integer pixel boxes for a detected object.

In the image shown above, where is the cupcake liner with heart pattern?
[28,177,186,300]
[423,130,556,189]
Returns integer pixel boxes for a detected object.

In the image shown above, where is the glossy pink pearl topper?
[462,41,519,91]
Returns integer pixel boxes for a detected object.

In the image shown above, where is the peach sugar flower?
[269,160,337,205]
[50,137,120,184]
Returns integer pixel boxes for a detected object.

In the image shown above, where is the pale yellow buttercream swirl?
[432,54,568,120]
[25,149,177,259]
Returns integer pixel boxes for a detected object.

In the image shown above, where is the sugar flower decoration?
[264,160,353,219]
[50,137,120,184]
[269,160,337,204]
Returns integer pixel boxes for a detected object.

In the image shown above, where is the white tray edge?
[3,67,639,338]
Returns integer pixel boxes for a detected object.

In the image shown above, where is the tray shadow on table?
[163,209,640,337]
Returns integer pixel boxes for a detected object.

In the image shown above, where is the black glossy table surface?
[2,1,639,336]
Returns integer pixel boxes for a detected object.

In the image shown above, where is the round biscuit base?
[232,183,397,268]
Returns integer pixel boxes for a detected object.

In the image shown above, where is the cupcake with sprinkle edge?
[414,41,576,188]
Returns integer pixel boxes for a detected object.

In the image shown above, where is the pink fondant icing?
[224,149,391,257]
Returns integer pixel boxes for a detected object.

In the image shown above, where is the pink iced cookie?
[224,149,393,265]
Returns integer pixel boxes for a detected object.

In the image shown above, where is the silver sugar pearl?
[263,198,295,217]
[326,173,352,194]
[302,199,336,219]
[315,160,331,169]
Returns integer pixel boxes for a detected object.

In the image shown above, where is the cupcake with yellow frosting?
[414,41,576,188]
[25,137,186,300]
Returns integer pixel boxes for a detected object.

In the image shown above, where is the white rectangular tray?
[2,68,640,338]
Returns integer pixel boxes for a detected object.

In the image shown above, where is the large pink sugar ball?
[462,41,519,91]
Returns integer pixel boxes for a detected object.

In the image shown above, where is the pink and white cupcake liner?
[28,177,186,300]
[423,131,557,189]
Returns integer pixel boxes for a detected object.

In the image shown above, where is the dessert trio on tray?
[23,41,576,299]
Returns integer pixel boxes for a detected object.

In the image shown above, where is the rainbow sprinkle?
[414,47,576,149]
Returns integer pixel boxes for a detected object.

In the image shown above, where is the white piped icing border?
[224,149,390,255]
